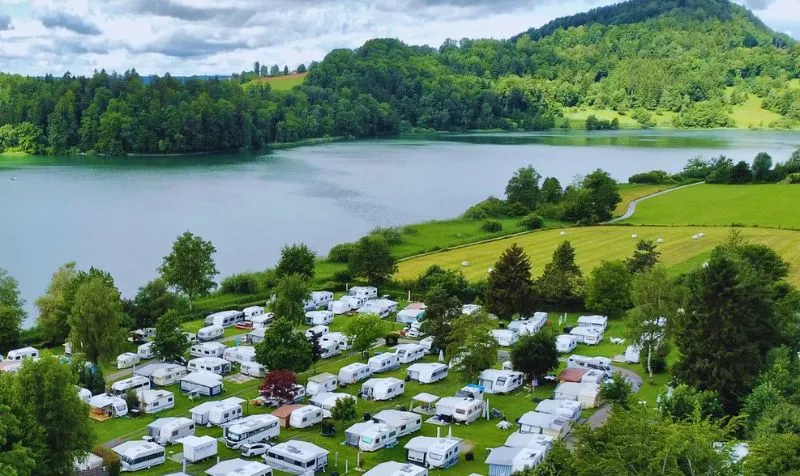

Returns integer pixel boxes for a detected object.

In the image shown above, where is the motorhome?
[373,410,422,437]
[406,363,449,384]
[191,342,227,358]
[116,352,140,369]
[243,306,265,320]
[310,291,334,309]
[180,371,224,397]
[517,411,571,439]
[396,307,425,325]
[305,325,329,339]
[478,369,525,394]
[147,417,195,445]
[490,329,519,347]
[197,325,225,341]
[361,377,405,401]
[137,389,175,414]
[404,436,462,469]
[305,311,334,326]
[306,373,338,396]
[112,441,165,472]
[508,314,547,335]
[349,286,378,300]
[358,298,398,318]
[206,458,271,476]
[555,335,578,353]
[188,357,232,375]
[176,435,217,463]
[190,397,246,426]
[535,399,583,421]
[250,313,274,329]
[137,342,155,359]
[206,310,244,328]
[394,343,425,364]
[328,300,351,315]
[566,355,613,377]
[223,346,256,364]
[288,405,324,429]
[569,326,603,345]
[435,397,484,423]
[75,386,92,402]
[485,445,548,476]
[263,441,329,475]
[224,414,280,449]
[359,423,398,452]
[338,362,372,385]
[369,352,400,373]
[577,315,608,332]
[240,361,266,378]
[110,375,151,396]
[364,461,428,476]
[310,392,356,418]
[88,394,128,418]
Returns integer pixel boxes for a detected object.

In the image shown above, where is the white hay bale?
[698,232,705,238]
[692,234,699,240]
[656,238,665,243]
[559,231,567,236]
[461,261,470,267]
[487,268,494,273]
[631,234,638,239]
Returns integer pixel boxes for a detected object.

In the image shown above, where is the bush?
[258,268,279,290]
[221,273,260,295]
[505,201,530,217]
[385,334,399,346]
[645,344,669,374]
[628,170,674,184]
[784,173,800,184]
[332,269,354,284]
[537,202,563,220]
[519,213,544,230]
[370,227,403,245]
[481,220,503,233]
[463,196,507,219]
[328,243,355,263]
[93,445,121,476]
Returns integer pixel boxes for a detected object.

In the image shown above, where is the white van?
[305,311,334,326]
[224,414,280,449]
[306,373,338,396]
[190,342,226,358]
[240,361,266,378]
[110,375,151,396]
[567,355,613,377]
[289,405,324,429]
[368,353,400,374]
[5,347,39,361]
[394,344,425,364]
[197,325,225,341]
[338,362,372,385]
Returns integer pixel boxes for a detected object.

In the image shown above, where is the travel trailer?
[569,326,603,345]
[223,346,257,364]
[359,423,399,452]
[490,329,518,347]
[75,386,92,402]
[485,445,549,476]
[147,417,195,445]
[555,335,578,353]
[310,291,334,309]
[197,325,225,341]
[190,397,246,426]
[247,327,267,345]
[128,328,156,343]
[369,352,400,373]
[577,315,608,332]
[306,373,338,396]
[320,332,350,351]
[240,361,266,378]
[191,342,226,358]
[288,405,324,429]
[435,397,484,423]
[462,304,481,316]
[206,310,244,328]
[504,432,554,450]
[394,343,425,364]
[535,399,583,421]
[136,389,175,414]
[180,371,224,397]
[206,458,271,476]
[345,421,379,447]
[554,382,601,408]
[224,414,280,449]
[624,344,641,363]
[250,313,274,329]
[318,340,342,359]
[116,352,140,369]
[183,332,198,344]
[338,362,372,385]
[305,325,330,339]
[404,435,463,469]
[112,441,165,472]
[88,394,128,418]
[263,440,329,475]
[567,355,613,377]
[396,307,425,325]
[110,375,151,396]
[361,377,405,401]
[328,300,351,315]
[349,286,378,300]
[305,311,334,326]
[517,411,571,439]
[176,435,217,463]
[373,410,422,437]
[137,342,155,359]
[406,363,449,384]
[341,295,366,310]
[243,306,265,320]
[310,392,356,418]
[508,314,547,335]
[135,363,188,387]
[358,298,398,318]
[188,357,232,375]
[364,462,428,476]
[455,384,485,401]
[478,369,525,394]
[419,336,435,354]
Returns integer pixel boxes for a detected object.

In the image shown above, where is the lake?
[2,130,798,326]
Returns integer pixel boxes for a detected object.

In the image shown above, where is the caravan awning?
[412,392,440,404]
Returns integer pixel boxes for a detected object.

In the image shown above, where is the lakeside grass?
[730,93,784,129]
[622,184,800,229]
[243,73,307,92]
[564,108,676,129]
[614,183,673,217]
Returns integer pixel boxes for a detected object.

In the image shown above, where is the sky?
[0,0,798,76]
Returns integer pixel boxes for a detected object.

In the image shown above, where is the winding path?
[607,181,705,223]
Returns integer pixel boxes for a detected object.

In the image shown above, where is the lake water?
[2,130,798,326]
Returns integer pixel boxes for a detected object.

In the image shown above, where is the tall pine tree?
[485,243,535,319]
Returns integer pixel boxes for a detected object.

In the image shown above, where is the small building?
[272,404,305,428]
[503,432,554,450]
[180,371,224,397]
[364,461,428,476]
[478,369,524,394]
[361,377,405,401]
[263,440,328,475]
[373,409,422,437]
[517,411,571,440]
[205,458,271,476]
[190,397,246,426]
[136,389,175,414]
[404,436,462,469]
[535,399,583,421]
[485,445,548,476]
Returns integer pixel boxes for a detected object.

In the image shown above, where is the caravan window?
[497,377,507,386]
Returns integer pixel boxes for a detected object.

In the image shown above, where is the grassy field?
[614,183,673,217]
[243,73,307,92]
[622,184,800,229]
[564,108,676,129]
[396,225,800,286]
[730,93,784,129]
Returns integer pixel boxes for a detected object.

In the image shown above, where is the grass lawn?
[391,217,533,258]
[563,108,677,129]
[243,73,307,92]
[622,184,800,230]
[729,93,784,129]
[614,183,674,217]
[395,225,800,286]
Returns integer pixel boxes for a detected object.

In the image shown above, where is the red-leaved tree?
[260,370,299,404]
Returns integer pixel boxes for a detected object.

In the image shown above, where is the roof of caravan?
[308,372,337,382]
[364,461,427,476]
[395,343,424,352]
[404,302,427,310]
[480,369,522,380]
[504,431,554,448]
[346,421,379,434]
[570,326,602,336]
[148,416,191,429]
[486,446,546,466]
[340,362,370,371]
[269,440,329,458]
[555,382,600,396]
[177,435,216,447]
[195,341,226,349]
[207,310,242,318]
[536,399,582,414]
[189,357,229,366]
[556,334,576,343]
[578,315,608,324]
[181,371,223,387]
[88,394,124,408]
[407,362,446,372]
[205,458,269,476]
[373,409,418,426]
[518,411,563,428]
[137,389,173,404]
[112,441,162,458]
[111,375,149,388]
[190,397,246,414]
[135,362,179,377]
[363,377,403,388]
[310,392,353,406]
[412,392,440,403]
[370,352,397,361]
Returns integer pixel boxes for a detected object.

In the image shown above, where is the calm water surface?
[2,130,798,325]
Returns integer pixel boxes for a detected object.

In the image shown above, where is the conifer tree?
[485,243,535,319]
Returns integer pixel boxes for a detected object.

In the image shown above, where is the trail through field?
[607,181,704,223]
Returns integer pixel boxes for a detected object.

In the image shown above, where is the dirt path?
[607,181,704,223]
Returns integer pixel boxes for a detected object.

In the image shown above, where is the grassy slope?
[396,225,800,286]
[614,183,673,217]
[730,93,784,129]
[564,108,676,129]
[243,73,308,92]
[622,184,800,229]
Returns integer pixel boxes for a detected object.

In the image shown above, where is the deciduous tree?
[275,243,316,280]
[128,278,182,329]
[68,276,126,363]
[260,370,299,404]
[485,243,535,319]
[625,239,661,274]
[36,262,78,346]
[0,268,25,353]
[330,395,357,428]
[255,319,312,373]
[272,274,310,325]
[152,310,189,362]
[505,165,541,210]
[585,260,632,317]
[159,231,218,313]
[446,312,498,381]
[752,152,773,182]
[510,331,558,384]
[344,313,389,358]
[348,234,397,284]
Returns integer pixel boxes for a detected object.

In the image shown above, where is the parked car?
[240,442,270,457]
[235,321,253,330]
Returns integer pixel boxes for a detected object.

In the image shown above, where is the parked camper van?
[338,362,372,385]
[190,397,246,426]
[369,353,400,373]
[435,397,484,423]
[116,352,140,369]
[306,373,338,396]
[112,441,165,472]
[349,286,378,300]
[137,389,175,414]
[223,346,256,364]
[478,369,524,394]
[190,342,226,358]
[197,325,224,341]
[224,414,280,449]
[394,343,425,364]
[206,310,244,328]
[240,361,266,378]
[263,441,329,475]
[555,335,578,353]
[305,311,334,326]
[567,355,612,377]
[359,423,398,452]
[147,417,195,445]
[110,375,151,396]
[569,326,603,345]
[373,410,422,437]
[361,377,405,401]
[288,405,324,429]
[136,342,155,360]
[407,363,448,384]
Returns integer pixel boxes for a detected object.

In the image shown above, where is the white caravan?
[345,421,379,447]
[328,300,351,315]
[183,331,198,344]
[310,291,334,309]
[243,306,265,320]
[305,311,334,326]
[394,343,425,364]
[577,315,608,332]
[6,346,39,361]
[180,371,224,397]
[567,355,613,377]
[188,357,232,375]
[419,336,435,354]
[310,392,356,418]
[490,329,519,347]
[250,313,274,329]
[318,340,342,359]
[504,432,554,450]
[535,399,583,421]
[485,446,548,475]
[197,325,225,341]
[361,377,405,401]
[349,286,378,300]
[368,353,400,373]
[364,462,428,476]
[223,346,256,364]
[206,310,244,328]
[110,375,151,396]
[554,382,600,409]
[116,352,140,369]
[289,405,324,429]
[320,332,351,351]
[306,373,338,396]
[177,435,217,463]
[75,386,92,402]
[478,369,525,394]
[338,362,372,385]
[137,389,175,414]
[555,335,578,353]
[112,441,165,472]
[137,342,155,359]
[406,363,448,384]
[134,363,188,387]
[263,440,329,475]
[508,314,547,335]
[147,417,195,445]
[373,410,422,437]
[224,414,280,449]
[88,394,128,417]
[190,397,246,426]
[240,361,266,378]
[396,308,425,325]
[569,326,603,345]
[191,342,227,358]
[305,325,330,339]
[358,298,398,318]
[341,295,366,310]
[359,423,398,452]
[404,436,463,469]
[462,304,482,316]
[517,411,571,439]
[455,384,485,400]
[435,397,484,424]
[206,459,271,476]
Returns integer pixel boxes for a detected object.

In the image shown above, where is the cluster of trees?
[584,115,619,130]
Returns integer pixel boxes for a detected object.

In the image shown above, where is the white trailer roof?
[181,371,223,387]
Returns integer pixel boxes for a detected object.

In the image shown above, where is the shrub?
[258,268,279,290]
[370,227,403,245]
[221,273,260,295]
[519,213,544,230]
[328,243,355,263]
[401,225,419,235]
[463,196,507,219]
[783,173,800,184]
[505,201,530,217]
[537,202,563,220]
[385,334,399,346]
[332,269,354,284]
[93,445,121,476]
[481,220,503,233]
[628,170,674,184]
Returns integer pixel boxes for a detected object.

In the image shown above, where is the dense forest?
[0,0,798,156]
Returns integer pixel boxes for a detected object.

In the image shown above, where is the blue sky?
[0,0,797,76]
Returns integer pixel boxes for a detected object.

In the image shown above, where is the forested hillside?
[0,0,797,156]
